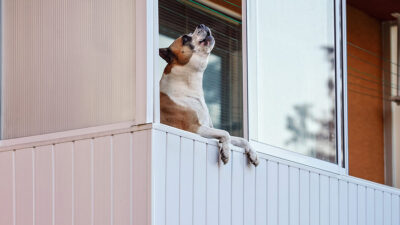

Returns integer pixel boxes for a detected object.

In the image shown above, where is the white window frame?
[246,0,348,174]
[153,0,348,174]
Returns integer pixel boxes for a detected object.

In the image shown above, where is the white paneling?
[15,149,34,225]
[375,190,384,225]
[0,151,14,225]
[339,180,348,225]
[219,149,232,225]
[289,167,300,225]
[255,159,267,225]
[231,152,244,225]
[299,170,310,225]
[391,195,399,225]
[348,183,358,225]
[113,133,131,225]
[165,134,180,225]
[320,175,329,225]
[384,192,392,225]
[73,140,92,225]
[330,178,339,225]
[279,164,289,225]
[153,130,167,225]
[244,156,256,225]
[54,142,73,225]
[193,141,207,225]
[206,144,219,225]
[357,185,366,225]
[180,138,194,225]
[366,188,375,225]
[267,161,279,225]
[310,172,320,225]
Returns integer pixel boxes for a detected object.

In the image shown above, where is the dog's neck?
[160,65,205,96]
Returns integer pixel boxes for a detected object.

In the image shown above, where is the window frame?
[246,0,348,174]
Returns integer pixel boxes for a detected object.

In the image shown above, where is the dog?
[159,24,259,166]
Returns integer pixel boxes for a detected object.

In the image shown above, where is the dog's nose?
[197,24,206,29]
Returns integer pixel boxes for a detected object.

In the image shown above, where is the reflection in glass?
[250,0,337,162]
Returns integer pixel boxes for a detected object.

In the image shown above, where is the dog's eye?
[182,35,192,45]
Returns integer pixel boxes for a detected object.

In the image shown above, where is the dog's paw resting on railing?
[159,24,259,166]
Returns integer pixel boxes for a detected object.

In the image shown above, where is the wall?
[2,0,136,139]
[0,125,151,225]
[347,5,385,184]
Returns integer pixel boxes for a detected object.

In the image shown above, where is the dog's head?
[159,24,215,74]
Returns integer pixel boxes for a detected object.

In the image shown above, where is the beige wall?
[2,0,136,139]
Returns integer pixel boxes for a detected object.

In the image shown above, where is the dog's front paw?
[246,146,259,166]
[219,142,230,164]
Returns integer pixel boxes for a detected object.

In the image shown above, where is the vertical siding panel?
[34,146,52,225]
[366,188,374,225]
[54,142,73,225]
[339,181,348,225]
[193,141,207,225]
[329,178,339,225]
[255,159,267,225]
[74,139,92,225]
[310,172,319,225]
[348,183,357,225]
[391,195,399,225]
[375,190,383,225]
[267,161,278,225]
[289,167,300,225]
[231,152,244,225]
[279,164,289,225]
[132,130,151,225]
[319,175,329,225]
[165,133,180,225]
[357,186,366,225]
[206,144,219,225]
[0,151,14,225]
[299,170,310,225]
[113,133,131,225]
[153,130,167,225]
[180,138,194,225]
[15,149,34,225]
[384,192,391,225]
[219,150,232,225]
[93,136,112,225]
[244,156,256,225]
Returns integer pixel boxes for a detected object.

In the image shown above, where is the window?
[2,0,136,139]
[248,0,345,166]
[158,0,244,137]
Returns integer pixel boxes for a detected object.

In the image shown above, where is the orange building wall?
[347,5,385,184]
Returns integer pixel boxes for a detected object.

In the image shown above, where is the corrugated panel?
[0,128,151,225]
[2,0,136,139]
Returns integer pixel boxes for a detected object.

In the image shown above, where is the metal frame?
[246,0,348,174]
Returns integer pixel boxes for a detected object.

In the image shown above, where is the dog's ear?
[159,48,175,63]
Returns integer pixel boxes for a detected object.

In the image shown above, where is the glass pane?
[2,0,135,139]
[250,0,337,163]
[159,0,243,136]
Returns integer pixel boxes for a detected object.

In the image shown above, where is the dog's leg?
[197,126,231,164]
[230,136,259,166]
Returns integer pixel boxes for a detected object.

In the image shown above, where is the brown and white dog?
[159,24,259,166]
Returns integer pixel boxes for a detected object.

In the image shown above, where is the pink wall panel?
[15,149,34,225]
[93,136,112,225]
[34,146,53,225]
[112,133,131,225]
[54,142,73,225]
[73,139,92,225]
[0,151,14,225]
